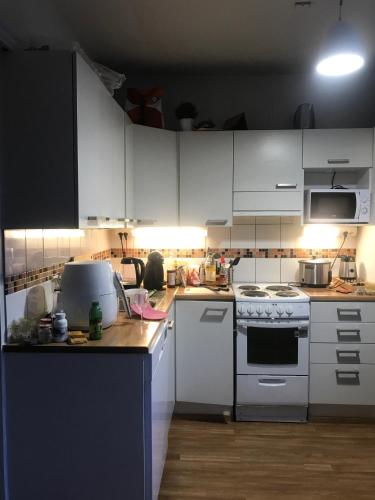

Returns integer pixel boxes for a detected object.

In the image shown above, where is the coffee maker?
[143,251,165,290]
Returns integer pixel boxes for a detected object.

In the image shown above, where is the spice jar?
[167,269,176,288]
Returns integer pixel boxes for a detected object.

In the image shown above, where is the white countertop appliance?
[304,188,369,224]
[233,283,310,422]
[61,261,118,330]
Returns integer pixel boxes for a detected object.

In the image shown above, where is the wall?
[356,226,375,282]
[109,218,357,284]
[118,69,375,131]
[4,229,112,330]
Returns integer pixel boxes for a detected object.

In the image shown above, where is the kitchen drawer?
[310,343,375,365]
[310,322,375,343]
[303,128,373,169]
[311,302,375,323]
[233,191,302,213]
[309,364,375,405]
[236,375,308,406]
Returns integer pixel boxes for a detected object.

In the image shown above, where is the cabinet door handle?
[200,308,228,323]
[327,159,350,164]
[335,370,360,385]
[205,219,228,226]
[337,308,362,322]
[336,349,360,364]
[167,320,174,330]
[337,329,361,342]
[258,378,286,387]
[275,183,297,189]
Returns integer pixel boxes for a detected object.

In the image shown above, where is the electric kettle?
[121,257,145,289]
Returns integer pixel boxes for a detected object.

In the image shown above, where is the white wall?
[356,226,375,282]
[118,69,375,131]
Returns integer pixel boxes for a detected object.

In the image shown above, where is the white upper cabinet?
[76,53,125,225]
[303,128,374,169]
[179,131,233,226]
[128,125,178,226]
[234,130,303,191]
[233,130,303,215]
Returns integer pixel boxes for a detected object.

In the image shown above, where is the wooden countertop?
[175,285,235,301]
[302,287,375,302]
[4,288,177,354]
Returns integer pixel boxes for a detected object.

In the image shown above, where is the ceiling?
[1,0,375,74]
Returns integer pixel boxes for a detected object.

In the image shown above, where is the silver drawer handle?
[167,320,174,330]
[200,308,227,323]
[337,329,361,342]
[335,370,360,386]
[205,219,228,226]
[275,183,297,189]
[336,349,360,364]
[327,159,350,164]
[258,378,286,387]
[337,308,362,322]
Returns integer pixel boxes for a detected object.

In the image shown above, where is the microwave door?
[310,192,357,221]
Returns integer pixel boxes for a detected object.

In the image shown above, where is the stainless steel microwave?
[304,189,370,224]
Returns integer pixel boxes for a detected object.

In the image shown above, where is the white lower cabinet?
[237,375,308,406]
[175,300,234,406]
[309,301,375,410]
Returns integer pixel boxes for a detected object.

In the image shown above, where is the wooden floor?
[159,416,375,500]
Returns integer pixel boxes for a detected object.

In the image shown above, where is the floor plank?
[159,416,375,500]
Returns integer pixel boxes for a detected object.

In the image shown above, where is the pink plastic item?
[130,304,167,320]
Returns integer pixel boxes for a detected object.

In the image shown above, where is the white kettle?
[60,261,118,330]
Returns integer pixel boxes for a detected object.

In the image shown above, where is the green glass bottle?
[89,301,103,340]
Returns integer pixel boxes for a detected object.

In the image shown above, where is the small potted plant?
[175,102,198,131]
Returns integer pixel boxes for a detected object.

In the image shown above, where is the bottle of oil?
[204,254,216,283]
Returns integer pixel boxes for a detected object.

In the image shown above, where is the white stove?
[234,283,310,423]
[233,283,310,320]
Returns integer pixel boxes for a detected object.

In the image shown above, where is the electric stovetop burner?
[276,291,299,298]
[238,285,260,291]
[266,285,293,292]
[242,291,270,297]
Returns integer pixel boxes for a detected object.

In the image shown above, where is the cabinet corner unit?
[1,50,125,229]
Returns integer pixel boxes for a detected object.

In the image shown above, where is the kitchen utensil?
[121,257,145,289]
[339,255,357,281]
[130,303,167,320]
[113,271,132,318]
[60,261,118,330]
[299,258,331,287]
[143,251,165,290]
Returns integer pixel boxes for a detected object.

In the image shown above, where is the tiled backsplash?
[3,219,358,332]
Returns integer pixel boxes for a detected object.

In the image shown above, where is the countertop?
[3,285,234,354]
[4,288,178,354]
[175,285,235,301]
[302,287,375,302]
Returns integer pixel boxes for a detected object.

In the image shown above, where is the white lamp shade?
[316,21,365,76]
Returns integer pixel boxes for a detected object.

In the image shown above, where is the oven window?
[247,327,298,365]
[310,192,357,220]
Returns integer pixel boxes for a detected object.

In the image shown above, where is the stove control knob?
[265,306,272,316]
[286,307,293,317]
[247,306,255,316]
[276,306,284,316]
[256,306,263,316]
[238,306,245,316]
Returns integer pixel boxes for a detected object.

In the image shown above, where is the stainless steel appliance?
[339,255,357,281]
[234,284,310,422]
[299,258,331,287]
[304,189,369,224]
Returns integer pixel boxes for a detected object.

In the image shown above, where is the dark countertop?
[301,287,375,302]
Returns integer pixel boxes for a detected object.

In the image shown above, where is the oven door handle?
[237,321,309,330]
[258,378,287,387]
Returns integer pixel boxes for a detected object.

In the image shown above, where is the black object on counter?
[143,251,165,291]
[121,257,145,289]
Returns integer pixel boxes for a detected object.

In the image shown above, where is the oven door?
[236,320,309,376]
